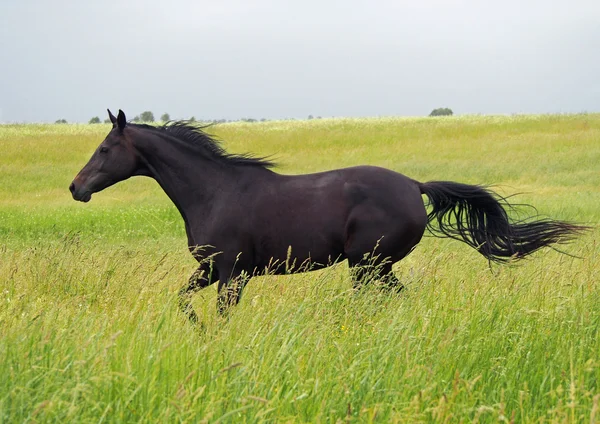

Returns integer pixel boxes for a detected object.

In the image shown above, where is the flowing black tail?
[419,181,589,263]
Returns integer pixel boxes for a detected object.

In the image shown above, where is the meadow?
[0,114,599,422]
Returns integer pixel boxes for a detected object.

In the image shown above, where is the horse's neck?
[134,136,233,213]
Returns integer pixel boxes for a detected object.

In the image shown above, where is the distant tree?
[132,115,141,122]
[140,111,154,122]
[55,119,67,124]
[429,108,453,117]
[104,119,111,124]
[189,116,196,122]
[89,116,101,124]
[308,115,314,120]
[160,112,170,122]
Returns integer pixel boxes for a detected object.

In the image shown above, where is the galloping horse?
[70,110,586,321]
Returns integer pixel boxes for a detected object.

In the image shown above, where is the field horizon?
[1,114,599,422]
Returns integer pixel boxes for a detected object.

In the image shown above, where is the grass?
[1,114,599,422]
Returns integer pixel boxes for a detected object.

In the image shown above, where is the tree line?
[54,108,455,124]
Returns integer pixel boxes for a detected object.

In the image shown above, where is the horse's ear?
[117,109,127,131]
[107,109,117,126]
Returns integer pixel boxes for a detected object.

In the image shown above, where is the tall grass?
[1,115,599,422]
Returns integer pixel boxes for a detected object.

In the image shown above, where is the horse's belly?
[253,237,345,275]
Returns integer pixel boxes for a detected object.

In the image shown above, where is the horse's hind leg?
[349,259,405,292]
[378,262,405,292]
[349,258,380,290]
[344,201,425,292]
[179,261,219,324]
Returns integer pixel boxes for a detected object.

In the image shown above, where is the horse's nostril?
[69,182,75,194]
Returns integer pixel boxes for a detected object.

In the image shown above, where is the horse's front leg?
[179,260,219,324]
[216,270,250,316]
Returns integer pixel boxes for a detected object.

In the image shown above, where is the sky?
[1,0,599,123]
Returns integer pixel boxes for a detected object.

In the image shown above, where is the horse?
[70,109,586,321]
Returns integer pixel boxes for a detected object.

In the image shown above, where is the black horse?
[70,110,586,320]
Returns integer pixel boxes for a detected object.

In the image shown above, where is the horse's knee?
[216,283,237,315]
[216,273,249,315]
[179,263,218,323]
[187,263,218,291]
[178,285,190,300]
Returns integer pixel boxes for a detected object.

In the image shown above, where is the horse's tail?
[418,181,589,263]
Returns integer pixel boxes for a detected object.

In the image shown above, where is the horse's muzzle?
[69,181,92,202]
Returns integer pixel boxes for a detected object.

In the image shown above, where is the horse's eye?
[100,146,109,153]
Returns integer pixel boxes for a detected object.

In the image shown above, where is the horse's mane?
[132,121,276,168]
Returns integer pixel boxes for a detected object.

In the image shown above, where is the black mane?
[132,121,276,168]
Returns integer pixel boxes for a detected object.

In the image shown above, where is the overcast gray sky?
[1,0,599,123]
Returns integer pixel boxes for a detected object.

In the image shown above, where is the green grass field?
[1,115,599,422]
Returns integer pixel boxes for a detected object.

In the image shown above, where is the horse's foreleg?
[179,261,218,324]
[216,271,250,316]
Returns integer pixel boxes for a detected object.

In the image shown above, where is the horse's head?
[70,109,142,202]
